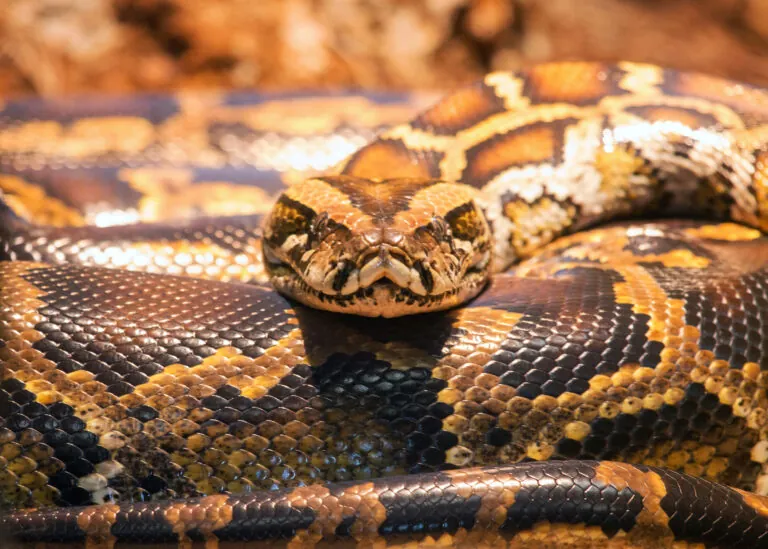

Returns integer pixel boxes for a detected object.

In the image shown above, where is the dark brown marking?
[266,195,315,245]
[342,139,442,180]
[668,70,768,122]
[412,82,508,135]
[525,62,627,106]
[321,176,435,221]
[445,201,485,241]
[625,105,720,129]
[594,462,670,533]
[463,120,570,184]
[414,260,434,292]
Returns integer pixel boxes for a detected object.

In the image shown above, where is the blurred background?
[1,0,768,96]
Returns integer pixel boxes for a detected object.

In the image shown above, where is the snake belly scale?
[1,61,768,548]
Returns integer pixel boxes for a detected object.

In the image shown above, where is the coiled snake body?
[1,62,768,548]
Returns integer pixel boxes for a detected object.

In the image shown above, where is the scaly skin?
[1,63,768,547]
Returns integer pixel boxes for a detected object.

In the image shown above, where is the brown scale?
[340,139,444,180]
[461,120,570,184]
[668,69,768,122]
[522,62,632,106]
[410,80,509,135]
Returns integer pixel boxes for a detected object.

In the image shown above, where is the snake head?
[262,175,492,317]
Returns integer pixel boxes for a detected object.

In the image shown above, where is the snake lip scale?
[265,256,491,318]
[1,61,768,548]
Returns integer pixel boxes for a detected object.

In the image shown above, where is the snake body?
[1,62,768,548]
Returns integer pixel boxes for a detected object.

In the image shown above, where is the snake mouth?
[266,258,489,317]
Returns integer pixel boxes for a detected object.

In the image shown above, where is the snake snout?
[361,227,405,247]
[357,245,417,289]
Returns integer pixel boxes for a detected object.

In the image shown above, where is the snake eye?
[430,218,449,238]
[416,218,448,243]
[308,212,328,242]
[311,212,345,244]
[312,212,328,233]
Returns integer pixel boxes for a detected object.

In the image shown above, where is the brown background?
[1,0,768,97]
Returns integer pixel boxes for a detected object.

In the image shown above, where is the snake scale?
[1,61,768,548]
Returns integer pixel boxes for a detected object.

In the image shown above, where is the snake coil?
[1,62,768,548]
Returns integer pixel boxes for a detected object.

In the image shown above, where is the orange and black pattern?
[2,63,768,548]
[7,461,768,548]
[2,222,768,548]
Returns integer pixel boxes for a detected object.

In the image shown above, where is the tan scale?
[122,168,277,223]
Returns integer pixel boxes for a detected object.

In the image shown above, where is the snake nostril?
[360,249,380,267]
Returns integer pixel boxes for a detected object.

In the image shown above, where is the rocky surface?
[0,0,767,95]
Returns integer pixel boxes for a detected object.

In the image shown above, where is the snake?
[1,61,768,548]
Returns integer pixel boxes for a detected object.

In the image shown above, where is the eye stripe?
[415,261,434,293]
[332,261,354,292]
[267,196,316,245]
